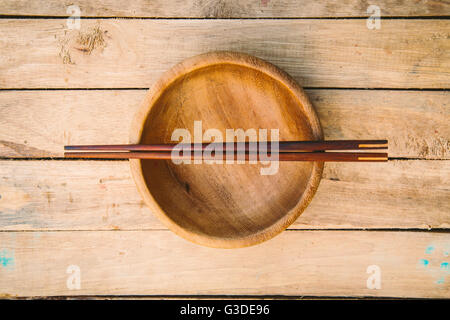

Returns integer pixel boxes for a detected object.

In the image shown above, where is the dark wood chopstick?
[65,140,388,152]
[64,151,388,162]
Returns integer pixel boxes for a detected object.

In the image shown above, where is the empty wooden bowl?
[130,52,323,248]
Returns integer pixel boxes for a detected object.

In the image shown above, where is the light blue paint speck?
[425,245,435,254]
[444,251,449,257]
[0,249,14,268]
[440,262,449,271]
[436,278,445,285]
[419,259,429,267]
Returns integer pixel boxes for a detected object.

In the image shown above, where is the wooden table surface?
[0,1,449,298]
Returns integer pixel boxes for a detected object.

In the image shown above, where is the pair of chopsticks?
[64,140,388,162]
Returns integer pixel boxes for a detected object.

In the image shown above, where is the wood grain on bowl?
[129,52,324,248]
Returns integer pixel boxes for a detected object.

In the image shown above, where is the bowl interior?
[137,61,321,245]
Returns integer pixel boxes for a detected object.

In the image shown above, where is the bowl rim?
[129,51,324,248]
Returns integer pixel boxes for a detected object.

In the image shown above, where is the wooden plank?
[0,160,448,231]
[0,230,448,297]
[311,90,450,160]
[0,90,142,158]
[0,160,155,231]
[0,90,448,159]
[0,19,448,89]
[0,0,449,18]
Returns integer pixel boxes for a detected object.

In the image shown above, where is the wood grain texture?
[0,19,449,89]
[0,0,448,17]
[0,5,448,298]
[0,160,448,231]
[0,230,449,297]
[0,90,447,159]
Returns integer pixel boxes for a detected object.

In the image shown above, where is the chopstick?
[65,140,388,152]
[64,151,388,162]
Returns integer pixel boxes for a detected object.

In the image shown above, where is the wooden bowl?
[130,52,323,248]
